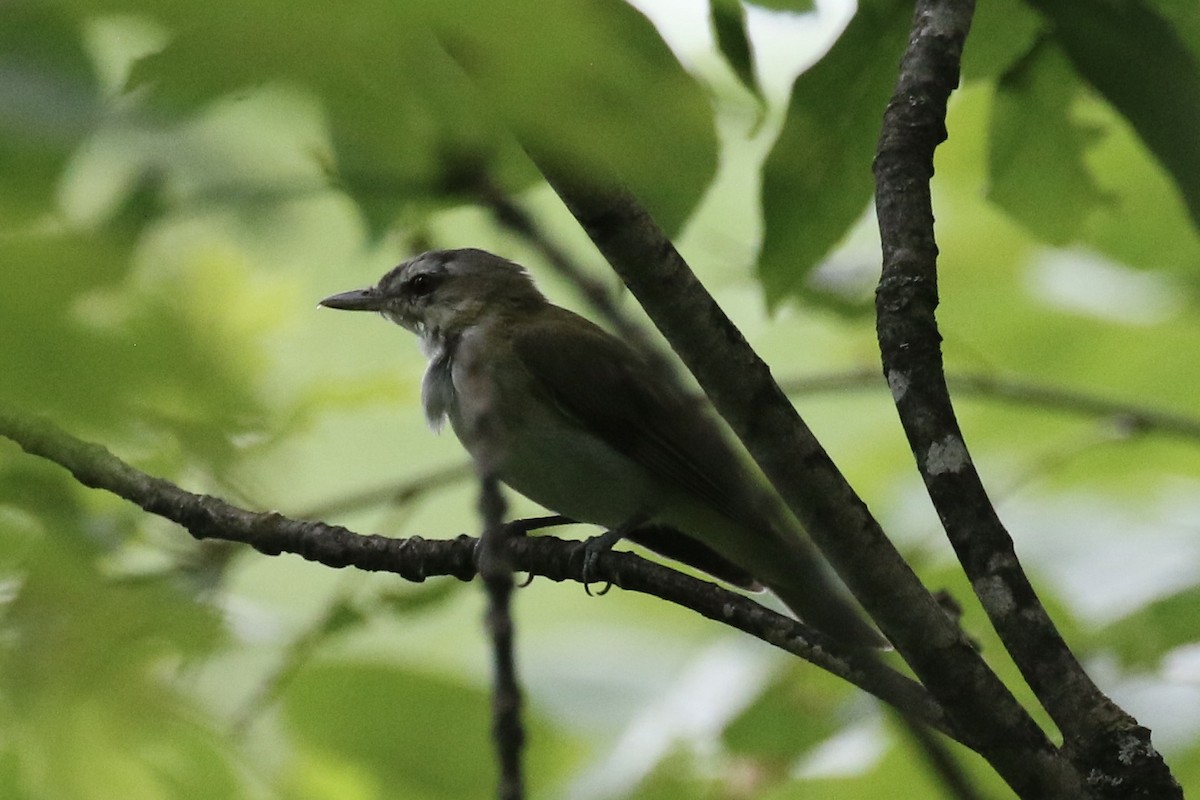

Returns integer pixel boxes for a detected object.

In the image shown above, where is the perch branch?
[0,407,950,741]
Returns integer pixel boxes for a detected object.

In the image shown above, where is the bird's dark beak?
[319,288,383,311]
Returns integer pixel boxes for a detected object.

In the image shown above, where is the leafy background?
[2,0,1199,797]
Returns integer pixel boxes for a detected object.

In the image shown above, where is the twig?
[480,183,645,346]
[479,183,687,391]
[781,367,1200,442]
[0,407,952,740]
[295,462,472,520]
[872,0,1178,795]
[457,334,526,800]
[891,710,992,800]
[478,473,524,800]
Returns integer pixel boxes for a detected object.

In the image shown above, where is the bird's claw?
[583,580,613,597]
[577,526,626,594]
[575,513,649,597]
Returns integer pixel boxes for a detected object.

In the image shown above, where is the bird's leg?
[579,511,651,594]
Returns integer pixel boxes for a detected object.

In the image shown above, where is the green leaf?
[0,1,102,223]
[285,663,490,797]
[1076,95,1200,274]
[1092,585,1200,669]
[959,0,1045,82]
[749,0,816,10]
[710,0,763,99]
[283,662,576,799]
[758,0,912,308]
[987,40,1107,245]
[1173,740,1200,800]
[1024,0,1200,230]
[424,0,718,234]
[115,0,719,235]
[109,0,533,235]
[0,227,269,467]
[722,664,850,764]
[0,507,241,799]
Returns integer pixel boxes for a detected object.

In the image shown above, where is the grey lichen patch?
[886,369,910,402]
[926,434,970,475]
[986,551,1019,573]
[1117,730,1152,765]
[973,574,1016,615]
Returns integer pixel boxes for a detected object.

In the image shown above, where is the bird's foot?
[578,512,649,595]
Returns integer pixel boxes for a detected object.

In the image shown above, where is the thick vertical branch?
[477,476,524,800]
[466,352,525,800]
[872,0,1180,796]
[477,497,524,796]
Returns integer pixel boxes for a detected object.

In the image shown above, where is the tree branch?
[295,462,472,520]
[526,66,1082,800]
[892,710,991,800]
[469,347,527,800]
[872,0,1180,796]
[782,367,1200,443]
[478,472,524,800]
[0,407,951,741]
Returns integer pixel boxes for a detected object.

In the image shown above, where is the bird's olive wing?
[513,310,764,589]
[512,311,762,533]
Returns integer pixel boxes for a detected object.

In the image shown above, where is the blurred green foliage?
[1,0,1199,798]
[757,0,911,308]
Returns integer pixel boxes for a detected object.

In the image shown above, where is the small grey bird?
[321,248,883,647]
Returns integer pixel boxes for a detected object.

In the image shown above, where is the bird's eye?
[406,273,437,296]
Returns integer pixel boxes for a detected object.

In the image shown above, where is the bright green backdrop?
[2,0,1199,797]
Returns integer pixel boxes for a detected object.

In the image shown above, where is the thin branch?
[872,0,1179,796]
[469,357,526,800]
[295,462,472,520]
[480,182,646,347]
[479,182,689,394]
[478,473,524,800]
[781,367,1200,442]
[892,711,992,800]
[0,407,952,740]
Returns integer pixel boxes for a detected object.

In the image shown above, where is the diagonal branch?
[528,149,1081,798]
[0,406,950,741]
[872,0,1180,796]
[871,0,1114,748]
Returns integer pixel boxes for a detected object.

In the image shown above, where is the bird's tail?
[743,523,888,649]
[765,574,890,649]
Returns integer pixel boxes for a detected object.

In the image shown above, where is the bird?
[320,248,884,648]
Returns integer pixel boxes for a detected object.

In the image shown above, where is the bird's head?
[320,248,546,343]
